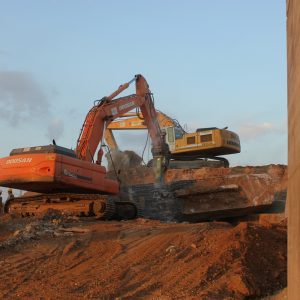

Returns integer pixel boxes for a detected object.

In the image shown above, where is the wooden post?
[287,0,300,298]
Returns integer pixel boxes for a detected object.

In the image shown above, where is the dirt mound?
[106,149,143,172]
[115,164,287,222]
[0,218,286,299]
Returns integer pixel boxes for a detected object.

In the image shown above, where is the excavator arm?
[104,111,178,151]
[76,75,169,172]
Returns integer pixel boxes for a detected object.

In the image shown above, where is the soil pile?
[115,164,287,222]
[0,217,286,299]
[106,150,143,173]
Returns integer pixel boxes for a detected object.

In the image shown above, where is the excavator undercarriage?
[5,193,137,220]
[149,155,229,169]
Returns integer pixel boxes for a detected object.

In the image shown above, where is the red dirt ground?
[0,216,286,300]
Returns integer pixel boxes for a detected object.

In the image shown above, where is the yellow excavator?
[105,111,241,168]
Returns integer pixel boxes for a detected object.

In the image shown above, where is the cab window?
[174,127,184,139]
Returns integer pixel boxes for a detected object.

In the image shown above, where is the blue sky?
[0,1,287,168]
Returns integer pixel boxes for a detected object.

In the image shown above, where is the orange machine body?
[0,151,119,194]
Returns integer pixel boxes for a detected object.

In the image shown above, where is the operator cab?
[164,126,185,151]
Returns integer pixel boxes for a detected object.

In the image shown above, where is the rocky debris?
[116,164,287,222]
[114,164,287,187]
[0,218,89,250]
[0,221,61,249]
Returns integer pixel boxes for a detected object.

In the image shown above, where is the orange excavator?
[0,74,170,218]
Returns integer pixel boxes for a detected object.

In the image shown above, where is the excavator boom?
[76,75,168,165]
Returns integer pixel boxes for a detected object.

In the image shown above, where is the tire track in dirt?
[0,247,59,298]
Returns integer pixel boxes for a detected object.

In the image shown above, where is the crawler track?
[4,193,137,220]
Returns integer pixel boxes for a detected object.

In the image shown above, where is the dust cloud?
[0,71,49,126]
